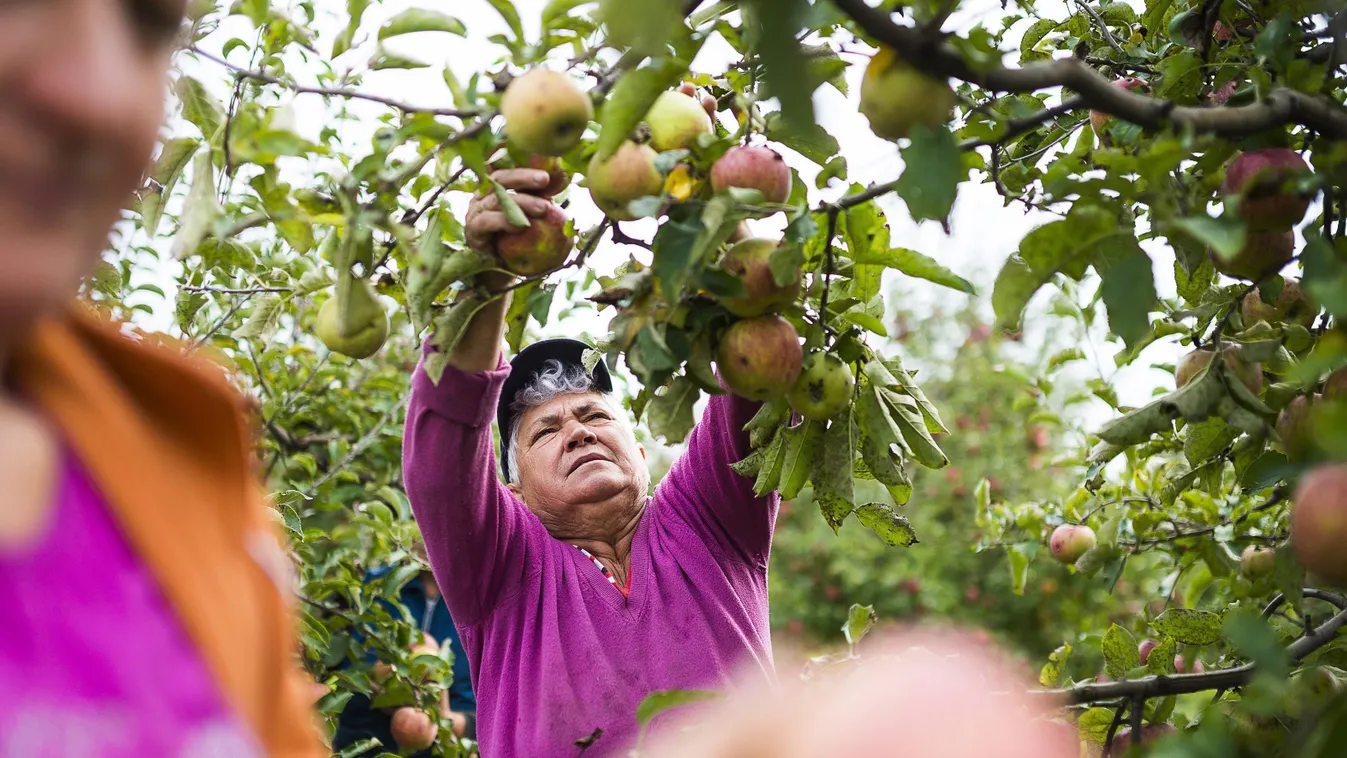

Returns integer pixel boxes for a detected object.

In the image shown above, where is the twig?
[830,0,1347,139]
[1074,0,1125,56]
[817,207,840,340]
[182,285,292,294]
[1039,589,1347,705]
[188,294,252,353]
[1130,488,1288,546]
[1084,56,1155,73]
[305,395,410,495]
[964,96,1088,149]
[190,45,482,118]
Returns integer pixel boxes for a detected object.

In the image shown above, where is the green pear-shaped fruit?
[501,69,593,157]
[586,141,663,220]
[315,278,389,359]
[858,47,955,141]
[788,352,855,420]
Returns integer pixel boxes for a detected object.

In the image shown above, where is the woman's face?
[0,0,183,339]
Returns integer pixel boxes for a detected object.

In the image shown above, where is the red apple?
[710,145,792,204]
[1223,148,1315,230]
[495,202,574,276]
[1292,464,1347,586]
[1049,524,1096,564]
[1090,78,1148,144]
[1138,639,1158,665]
[1209,229,1296,281]
[390,707,438,751]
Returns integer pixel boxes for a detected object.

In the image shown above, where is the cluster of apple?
[490,54,953,420]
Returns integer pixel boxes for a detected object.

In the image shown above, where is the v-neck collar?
[567,504,652,616]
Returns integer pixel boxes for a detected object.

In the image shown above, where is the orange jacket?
[14,307,325,758]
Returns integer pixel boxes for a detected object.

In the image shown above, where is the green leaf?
[485,0,525,41]
[1184,418,1241,465]
[778,420,823,500]
[368,45,429,70]
[378,9,466,40]
[854,246,976,294]
[1019,18,1060,63]
[752,425,789,497]
[139,137,200,236]
[237,294,285,340]
[1039,643,1072,687]
[596,56,691,160]
[1096,234,1157,348]
[652,217,702,303]
[332,0,372,58]
[880,356,948,435]
[842,603,876,647]
[763,111,840,166]
[1076,707,1118,743]
[1146,636,1178,676]
[1153,608,1226,646]
[1155,50,1203,102]
[855,502,917,547]
[895,125,965,224]
[812,408,856,532]
[174,76,225,140]
[424,296,495,385]
[1007,543,1033,596]
[1142,0,1174,39]
[647,376,700,444]
[1224,610,1290,679]
[879,387,948,469]
[635,689,722,732]
[1102,623,1141,680]
[171,150,219,260]
[1172,213,1247,261]
[740,0,814,130]
[993,207,1118,330]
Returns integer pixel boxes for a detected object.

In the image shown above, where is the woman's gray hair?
[506,359,598,483]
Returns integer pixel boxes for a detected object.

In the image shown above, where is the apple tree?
[91,0,1347,754]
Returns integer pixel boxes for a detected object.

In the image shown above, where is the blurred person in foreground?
[0,1,323,755]
[644,629,1081,758]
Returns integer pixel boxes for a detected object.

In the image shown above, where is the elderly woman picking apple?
[403,90,780,757]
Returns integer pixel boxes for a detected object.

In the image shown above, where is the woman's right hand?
[464,169,555,258]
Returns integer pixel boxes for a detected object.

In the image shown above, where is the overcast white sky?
[137,0,1309,463]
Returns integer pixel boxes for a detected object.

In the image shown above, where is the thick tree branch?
[830,0,1347,139]
[1038,590,1347,706]
[189,46,482,118]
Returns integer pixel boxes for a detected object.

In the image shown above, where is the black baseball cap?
[497,338,613,482]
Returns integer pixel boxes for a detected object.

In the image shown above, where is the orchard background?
[91,0,1347,754]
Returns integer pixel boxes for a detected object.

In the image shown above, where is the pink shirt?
[0,450,262,757]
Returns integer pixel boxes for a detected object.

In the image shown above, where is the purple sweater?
[404,354,778,757]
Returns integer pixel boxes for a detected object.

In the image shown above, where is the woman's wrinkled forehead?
[520,391,623,432]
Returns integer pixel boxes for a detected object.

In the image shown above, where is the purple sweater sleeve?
[658,391,779,569]
[402,352,540,626]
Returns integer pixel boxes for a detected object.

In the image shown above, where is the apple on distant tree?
[1048,524,1096,564]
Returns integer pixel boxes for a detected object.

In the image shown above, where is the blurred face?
[0,0,182,341]
[509,392,649,539]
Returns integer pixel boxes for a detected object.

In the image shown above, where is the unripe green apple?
[1292,463,1347,586]
[586,141,663,220]
[314,279,389,359]
[496,201,574,276]
[717,315,803,401]
[501,69,593,157]
[1048,524,1096,564]
[788,352,855,420]
[858,47,955,141]
[716,237,800,317]
[646,90,713,152]
[1241,545,1276,578]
